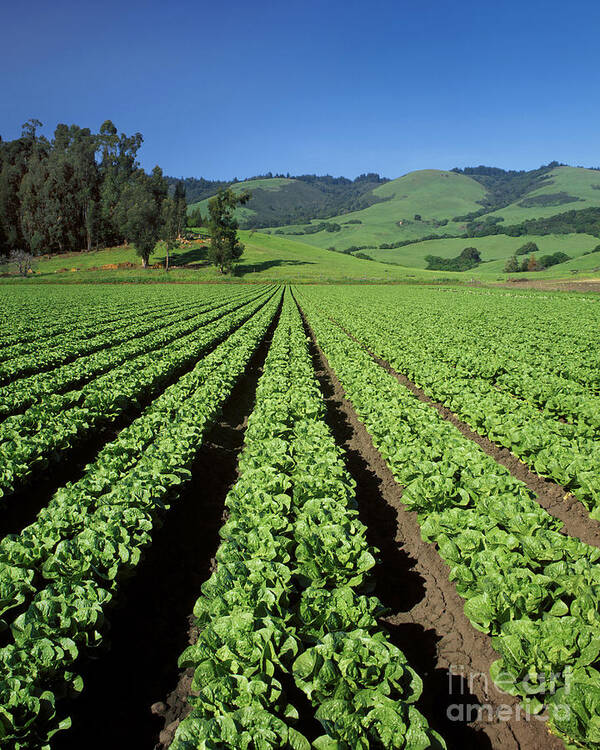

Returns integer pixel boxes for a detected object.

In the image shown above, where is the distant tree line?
[464,206,600,238]
[172,173,391,229]
[503,242,572,272]
[0,119,187,267]
[425,247,482,272]
[514,241,539,256]
[281,221,342,235]
[375,204,600,257]
[504,251,571,273]
[167,172,390,206]
[517,191,580,208]
[165,176,230,206]
[379,233,456,250]
[450,162,565,216]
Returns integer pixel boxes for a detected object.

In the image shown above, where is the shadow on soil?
[236,259,315,276]
[53,309,280,750]
[300,312,491,750]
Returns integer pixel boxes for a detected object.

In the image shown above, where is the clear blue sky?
[1,0,599,179]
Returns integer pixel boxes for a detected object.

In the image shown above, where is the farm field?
[0,282,600,750]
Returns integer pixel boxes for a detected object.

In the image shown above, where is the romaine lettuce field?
[0,282,599,750]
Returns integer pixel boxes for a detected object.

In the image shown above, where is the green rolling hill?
[365,233,600,274]
[472,166,600,225]
[5,229,600,285]
[267,169,488,248]
[177,163,600,282]
[3,232,441,284]
[266,166,600,251]
[188,177,296,225]
[186,174,389,228]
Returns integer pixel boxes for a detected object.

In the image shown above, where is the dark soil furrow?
[336,322,600,550]
[297,303,564,750]
[0,419,129,540]
[52,305,281,750]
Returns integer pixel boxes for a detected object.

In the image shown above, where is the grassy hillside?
[188,178,295,225]
[370,169,487,218]
[235,232,409,281]
[478,166,600,224]
[7,166,600,286]
[3,230,600,286]
[187,174,388,228]
[264,166,600,254]
[0,233,443,284]
[268,170,486,248]
[366,233,599,274]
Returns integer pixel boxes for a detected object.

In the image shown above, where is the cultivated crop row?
[0,291,281,748]
[0,287,154,349]
[420,287,600,390]
[306,287,600,518]
[0,287,274,500]
[0,286,261,383]
[0,285,220,352]
[171,291,445,749]
[0,296,196,365]
[297,290,600,750]
[0,286,267,420]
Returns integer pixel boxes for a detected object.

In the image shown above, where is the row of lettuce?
[304,286,600,520]
[0,296,196,377]
[0,284,239,361]
[0,285,186,349]
[0,286,259,420]
[0,287,274,499]
[170,290,445,749]
[297,288,600,749]
[0,291,281,747]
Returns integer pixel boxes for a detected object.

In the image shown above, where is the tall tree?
[98,120,143,246]
[207,187,250,273]
[187,206,204,228]
[160,195,179,271]
[44,124,80,253]
[117,167,167,268]
[0,119,173,259]
[68,125,100,251]
[0,134,31,252]
[19,137,51,255]
[21,119,43,142]
[173,180,187,237]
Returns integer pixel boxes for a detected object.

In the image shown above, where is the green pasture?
[3,229,600,286]
[365,233,600,274]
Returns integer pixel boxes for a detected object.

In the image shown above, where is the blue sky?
[1,0,599,179]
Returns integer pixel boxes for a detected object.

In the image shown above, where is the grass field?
[266,169,485,248]
[4,229,600,286]
[482,166,600,225]
[261,166,600,254]
[0,233,448,284]
[365,233,600,274]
